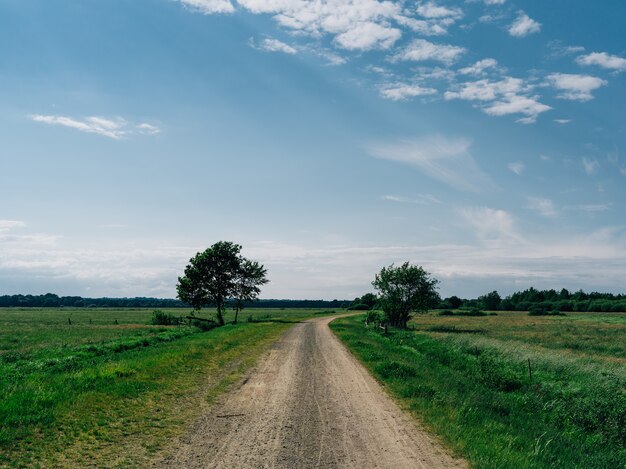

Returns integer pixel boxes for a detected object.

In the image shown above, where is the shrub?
[365,310,384,325]
[456,308,487,317]
[150,310,182,326]
[438,310,454,316]
[348,303,371,311]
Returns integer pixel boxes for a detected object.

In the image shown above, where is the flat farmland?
[331,311,626,468]
[0,307,334,468]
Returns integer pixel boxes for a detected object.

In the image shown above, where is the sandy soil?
[158,316,466,468]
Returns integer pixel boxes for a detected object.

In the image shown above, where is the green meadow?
[331,311,626,469]
[0,307,333,468]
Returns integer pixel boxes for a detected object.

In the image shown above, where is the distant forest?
[2,288,626,312]
[440,288,626,313]
[0,293,348,309]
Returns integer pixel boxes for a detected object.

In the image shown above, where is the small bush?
[456,308,487,317]
[348,303,371,311]
[190,318,218,331]
[150,310,182,326]
[365,310,384,325]
[528,306,566,316]
[438,310,454,316]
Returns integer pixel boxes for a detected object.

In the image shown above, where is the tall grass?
[331,313,626,469]
[0,307,332,467]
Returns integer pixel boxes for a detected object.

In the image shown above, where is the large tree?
[232,259,269,324]
[176,241,267,326]
[372,262,439,328]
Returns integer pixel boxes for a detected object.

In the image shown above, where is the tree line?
[0,294,349,309]
[440,287,626,313]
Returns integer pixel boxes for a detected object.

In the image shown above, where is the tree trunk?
[216,298,225,326]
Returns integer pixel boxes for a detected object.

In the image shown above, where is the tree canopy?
[372,262,439,328]
[176,241,268,326]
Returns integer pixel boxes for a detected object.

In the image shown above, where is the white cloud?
[391,39,465,65]
[582,157,599,175]
[258,37,298,54]
[459,207,523,245]
[445,77,550,123]
[335,22,401,50]
[378,83,437,101]
[526,197,558,217]
[554,119,571,124]
[368,135,495,192]
[30,115,158,139]
[382,194,441,204]
[576,52,626,72]
[508,11,541,37]
[179,0,234,14]
[547,73,607,101]
[546,41,585,58]
[483,95,551,124]
[416,2,462,20]
[0,220,25,232]
[445,77,524,101]
[507,161,525,175]
[483,0,506,4]
[315,49,347,65]
[136,123,161,135]
[458,58,498,76]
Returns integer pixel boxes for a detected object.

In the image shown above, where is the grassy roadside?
[0,308,330,468]
[330,313,625,469]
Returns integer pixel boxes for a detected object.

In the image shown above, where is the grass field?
[0,307,335,468]
[331,311,626,469]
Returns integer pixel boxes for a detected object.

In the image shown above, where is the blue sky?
[1,0,625,299]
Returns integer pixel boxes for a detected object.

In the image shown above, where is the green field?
[331,311,626,469]
[0,307,335,468]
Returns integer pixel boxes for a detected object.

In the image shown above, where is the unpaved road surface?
[160,316,465,468]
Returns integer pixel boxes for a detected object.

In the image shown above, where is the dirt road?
[160,316,465,468]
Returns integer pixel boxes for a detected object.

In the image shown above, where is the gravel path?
[158,316,465,468]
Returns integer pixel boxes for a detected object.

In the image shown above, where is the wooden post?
[527,358,533,383]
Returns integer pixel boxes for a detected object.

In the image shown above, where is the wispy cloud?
[382,194,441,204]
[582,157,600,175]
[179,0,234,14]
[459,206,524,245]
[508,11,541,37]
[390,39,466,65]
[564,203,611,213]
[378,82,437,101]
[368,135,496,193]
[253,37,297,54]
[554,119,571,124]
[576,52,626,72]
[547,73,607,101]
[30,115,160,139]
[507,161,525,175]
[458,58,499,76]
[526,196,558,217]
[0,220,25,232]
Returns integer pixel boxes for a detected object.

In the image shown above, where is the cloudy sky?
[1,0,625,299]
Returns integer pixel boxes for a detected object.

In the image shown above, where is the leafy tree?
[360,293,378,309]
[478,290,502,310]
[446,295,463,309]
[372,262,439,328]
[232,259,268,324]
[176,241,267,326]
